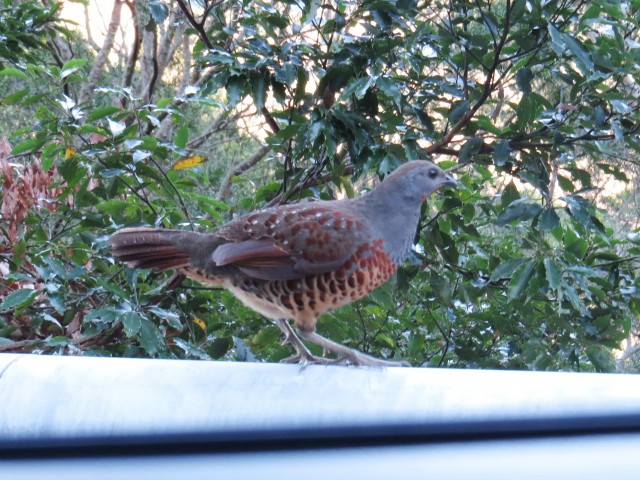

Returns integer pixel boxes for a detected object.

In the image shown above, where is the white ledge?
[0,353,639,439]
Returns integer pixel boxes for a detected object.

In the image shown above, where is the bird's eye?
[428,168,438,179]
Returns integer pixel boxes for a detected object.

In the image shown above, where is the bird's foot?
[274,319,327,366]
[295,329,411,368]
[280,349,410,368]
[333,351,411,368]
[280,352,332,366]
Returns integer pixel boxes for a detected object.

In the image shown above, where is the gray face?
[381,160,457,204]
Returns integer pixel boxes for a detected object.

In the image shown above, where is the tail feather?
[109,228,190,270]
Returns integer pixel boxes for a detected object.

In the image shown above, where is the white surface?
[0,353,639,438]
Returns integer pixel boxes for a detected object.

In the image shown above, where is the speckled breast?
[234,238,398,321]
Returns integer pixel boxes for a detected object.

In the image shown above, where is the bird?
[109,160,457,367]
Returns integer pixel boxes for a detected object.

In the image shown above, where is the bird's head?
[379,160,457,204]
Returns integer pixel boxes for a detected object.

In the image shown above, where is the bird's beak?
[443,174,458,189]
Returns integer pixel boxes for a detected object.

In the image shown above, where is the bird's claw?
[275,318,411,368]
[280,352,410,368]
[280,352,332,367]
[332,352,411,368]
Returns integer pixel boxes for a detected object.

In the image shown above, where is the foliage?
[0,0,68,67]
[1,0,639,372]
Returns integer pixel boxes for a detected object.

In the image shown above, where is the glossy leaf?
[543,258,562,290]
[508,260,536,301]
[0,289,38,311]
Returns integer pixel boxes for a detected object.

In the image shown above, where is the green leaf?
[515,95,536,130]
[548,23,593,74]
[107,119,126,136]
[226,76,245,105]
[323,64,353,91]
[96,277,131,301]
[233,336,256,362]
[585,346,614,373]
[172,338,210,360]
[252,70,269,111]
[47,336,70,347]
[500,181,520,209]
[610,119,632,143]
[412,106,434,134]
[508,260,536,300]
[11,137,46,155]
[148,307,182,329]
[538,208,561,231]
[41,143,59,171]
[96,199,132,216]
[448,100,470,123]
[254,326,282,347]
[0,68,28,80]
[85,307,122,325]
[139,318,166,355]
[496,202,542,226]
[61,58,88,72]
[515,67,533,93]
[557,174,575,193]
[0,289,38,311]
[564,284,588,315]
[430,274,452,303]
[99,168,126,178]
[60,58,87,79]
[376,76,402,108]
[490,258,524,282]
[174,124,189,149]
[369,283,394,309]
[493,140,511,166]
[2,88,29,104]
[148,0,169,24]
[274,63,298,85]
[565,195,592,227]
[86,106,121,121]
[458,137,482,164]
[509,0,526,21]
[543,258,562,289]
[565,234,589,259]
[122,311,143,337]
[208,337,234,359]
[341,76,375,100]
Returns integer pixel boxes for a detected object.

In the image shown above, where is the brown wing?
[213,202,368,281]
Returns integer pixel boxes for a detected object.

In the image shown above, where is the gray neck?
[354,183,424,265]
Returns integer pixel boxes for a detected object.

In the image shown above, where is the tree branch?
[140,22,159,103]
[120,0,141,96]
[175,0,214,49]
[79,0,123,104]
[216,145,271,200]
[425,0,511,155]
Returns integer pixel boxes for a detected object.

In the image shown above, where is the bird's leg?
[273,319,330,366]
[296,328,411,368]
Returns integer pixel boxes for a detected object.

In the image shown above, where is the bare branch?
[216,145,271,201]
[180,33,193,92]
[120,1,141,92]
[140,24,159,103]
[175,0,214,49]
[142,67,216,135]
[618,342,640,363]
[79,0,123,104]
[155,11,187,82]
[84,2,102,52]
[187,110,235,149]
